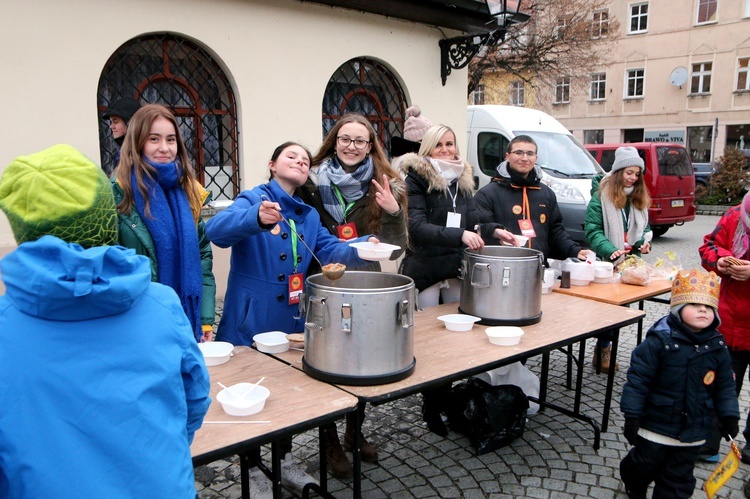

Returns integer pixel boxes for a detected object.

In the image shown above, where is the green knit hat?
[0,144,118,248]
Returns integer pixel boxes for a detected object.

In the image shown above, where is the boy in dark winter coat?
[620,269,739,499]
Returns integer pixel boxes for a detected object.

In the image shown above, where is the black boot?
[422,392,448,437]
[323,427,352,478]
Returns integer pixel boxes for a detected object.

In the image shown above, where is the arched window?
[97,34,239,200]
[322,58,407,156]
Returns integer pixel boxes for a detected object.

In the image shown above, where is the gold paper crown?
[670,269,720,309]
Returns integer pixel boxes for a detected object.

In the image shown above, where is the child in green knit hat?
[0,144,117,248]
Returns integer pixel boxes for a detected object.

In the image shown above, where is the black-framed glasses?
[510,150,537,157]
[337,136,370,149]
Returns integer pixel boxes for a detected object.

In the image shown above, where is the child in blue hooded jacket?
[0,144,210,499]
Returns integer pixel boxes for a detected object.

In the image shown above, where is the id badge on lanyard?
[333,185,359,240]
[446,183,461,228]
[287,219,304,305]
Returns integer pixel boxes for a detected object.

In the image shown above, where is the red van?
[585,143,696,237]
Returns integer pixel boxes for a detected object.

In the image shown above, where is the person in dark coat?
[101,97,141,176]
[474,135,588,262]
[398,124,483,304]
[619,269,739,499]
[397,124,484,436]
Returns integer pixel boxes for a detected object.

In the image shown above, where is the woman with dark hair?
[205,141,375,496]
[297,113,409,477]
[113,103,216,343]
[298,113,408,271]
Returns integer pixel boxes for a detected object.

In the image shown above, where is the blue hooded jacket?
[0,236,210,499]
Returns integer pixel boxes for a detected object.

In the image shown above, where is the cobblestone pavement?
[195,214,750,498]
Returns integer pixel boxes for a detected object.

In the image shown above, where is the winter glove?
[719,417,740,441]
[623,417,640,446]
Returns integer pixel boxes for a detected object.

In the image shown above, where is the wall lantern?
[439,0,530,85]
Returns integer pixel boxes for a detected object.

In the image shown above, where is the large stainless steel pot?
[301,271,416,385]
[459,246,544,325]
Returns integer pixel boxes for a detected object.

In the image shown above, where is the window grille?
[691,62,712,94]
[629,3,649,33]
[554,77,570,104]
[626,69,645,98]
[738,58,750,91]
[697,0,718,24]
[591,10,609,39]
[510,81,525,106]
[322,58,407,156]
[97,34,239,200]
[472,84,485,105]
[590,73,606,100]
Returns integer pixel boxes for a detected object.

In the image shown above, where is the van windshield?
[515,131,603,178]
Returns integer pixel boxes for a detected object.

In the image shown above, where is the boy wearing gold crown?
[619,269,739,499]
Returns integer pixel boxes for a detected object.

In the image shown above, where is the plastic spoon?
[245,377,266,396]
[217,382,245,399]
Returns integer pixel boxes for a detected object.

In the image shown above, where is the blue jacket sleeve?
[620,334,661,419]
[205,192,264,248]
[178,312,211,444]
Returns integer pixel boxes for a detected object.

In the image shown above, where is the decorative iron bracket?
[440,29,505,85]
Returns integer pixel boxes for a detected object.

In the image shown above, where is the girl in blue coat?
[206,141,375,495]
[206,142,376,346]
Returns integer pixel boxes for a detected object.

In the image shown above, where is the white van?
[467,105,603,243]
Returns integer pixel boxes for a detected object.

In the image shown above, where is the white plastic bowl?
[515,235,529,246]
[216,383,271,416]
[485,326,525,346]
[350,241,401,261]
[437,314,481,332]
[198,341,234,366]
[570,279,592,286]
[254,332,290,353]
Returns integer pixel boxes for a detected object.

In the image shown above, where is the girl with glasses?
[297,113,409,478]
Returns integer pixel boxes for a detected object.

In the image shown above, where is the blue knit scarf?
[316,155,374,224]
[132,158,202,341]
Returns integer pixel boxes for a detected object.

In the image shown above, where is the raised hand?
[371,174,400,215]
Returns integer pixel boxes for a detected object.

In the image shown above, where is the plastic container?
[254,332,290,353]
[349,241,401,261]
[198,341,234,366]
[216,383,271,416]
[485,326,525,346]
[437,314,481,332]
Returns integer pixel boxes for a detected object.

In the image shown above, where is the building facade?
[475,0,750,164]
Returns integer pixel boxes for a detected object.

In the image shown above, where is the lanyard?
[447,183,458,212]
[332,185,355,219]
[521,186,531,220]
[622,206,630,229]
[288,219,299,273]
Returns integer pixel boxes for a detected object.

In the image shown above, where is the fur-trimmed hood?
[397,153,475,196]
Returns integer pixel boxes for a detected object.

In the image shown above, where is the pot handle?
[538,253,545,282]
[304,296,326,331]
[340,303,352,333]
[470,263,492,288]
[294,292,306,320]
[398,299,413,328]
